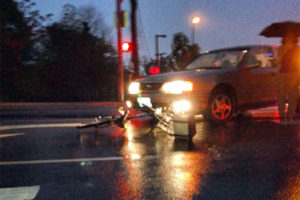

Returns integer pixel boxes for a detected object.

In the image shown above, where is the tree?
[0,0,32,100]
[0,0,53,101]
[171,32,200,70]
[40,4,118,101]
[0,0,31,69]
[18,0,53,62]
[0,1,118,101]
[60,4,109,39]
[160,55,177,73]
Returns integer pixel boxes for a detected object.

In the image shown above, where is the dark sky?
[33,0,300,61]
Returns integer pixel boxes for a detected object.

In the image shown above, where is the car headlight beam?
[162,81,193,94]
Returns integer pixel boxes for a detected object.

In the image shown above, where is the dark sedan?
[126,45,280,122]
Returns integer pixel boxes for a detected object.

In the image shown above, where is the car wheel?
[206,90,236,122]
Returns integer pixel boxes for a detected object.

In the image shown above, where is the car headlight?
[128,82,140,94]
[161,81,193,94]
[172,100,191,113]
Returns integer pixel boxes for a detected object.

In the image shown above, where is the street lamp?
[155,34,167,69]
[191,16,200,46]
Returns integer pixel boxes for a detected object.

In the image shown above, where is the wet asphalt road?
[0,106,299,200]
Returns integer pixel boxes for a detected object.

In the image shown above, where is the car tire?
[205,89,236,122]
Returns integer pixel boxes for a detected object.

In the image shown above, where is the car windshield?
[186,49,248,70]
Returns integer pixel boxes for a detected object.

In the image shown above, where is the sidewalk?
[0,102,125,118]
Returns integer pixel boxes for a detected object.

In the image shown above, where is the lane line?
[0,133,26,138]
[0,123,84,131]
[0,155,159,166]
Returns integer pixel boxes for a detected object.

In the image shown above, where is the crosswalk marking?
[0,185,39,200]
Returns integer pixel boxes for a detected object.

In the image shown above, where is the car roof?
[185,45,279,68]
[206,45,278,53]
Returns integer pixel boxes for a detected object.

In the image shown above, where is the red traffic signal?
[149,66,160,75]
[122,42,132,52]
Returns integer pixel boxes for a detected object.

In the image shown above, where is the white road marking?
[0,133,26,139]
[0,185,39,200]
[0,155,159,166]
[0,123,84,131]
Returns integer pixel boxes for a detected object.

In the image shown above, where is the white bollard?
[172,114,196,139]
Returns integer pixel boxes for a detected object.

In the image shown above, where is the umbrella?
[260,21,300,37]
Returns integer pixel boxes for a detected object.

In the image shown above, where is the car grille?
[140,83,162,91]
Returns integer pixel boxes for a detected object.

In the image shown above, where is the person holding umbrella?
[277,33,300,121]
[261,21,300,121]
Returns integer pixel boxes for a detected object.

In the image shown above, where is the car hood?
[141,68,229,83]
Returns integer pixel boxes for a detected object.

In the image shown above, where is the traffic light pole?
[117,0,124,102]
[130,0,139,79]
[155,35,159,67]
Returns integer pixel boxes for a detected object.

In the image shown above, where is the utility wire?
[137,8,151,58]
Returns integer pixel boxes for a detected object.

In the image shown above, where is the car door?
[239,47,277,106]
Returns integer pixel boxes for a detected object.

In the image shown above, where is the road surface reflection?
[77,117,300,199]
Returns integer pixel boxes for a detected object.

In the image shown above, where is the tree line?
[0,0,200,102]
[0,0,118,102]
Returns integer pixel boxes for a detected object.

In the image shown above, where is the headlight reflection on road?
[117,121,148,199]
[119,118,211,199]
[172,153,185,166]
[123,122,145,159]
[174,171,192,181]
[160,152,209,199]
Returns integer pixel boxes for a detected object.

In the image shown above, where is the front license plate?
[137,97,152,108]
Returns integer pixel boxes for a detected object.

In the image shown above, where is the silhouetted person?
[277,32,300,121]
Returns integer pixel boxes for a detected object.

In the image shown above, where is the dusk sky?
[33,0,300,62]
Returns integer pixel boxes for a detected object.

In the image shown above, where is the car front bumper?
[126,91,210,114]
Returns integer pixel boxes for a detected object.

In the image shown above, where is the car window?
[186,53,218,69]
[246,48,276,68]
[186,50,247,70]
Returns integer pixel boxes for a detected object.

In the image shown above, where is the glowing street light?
[191,16,201,45]
[192,16,201,24]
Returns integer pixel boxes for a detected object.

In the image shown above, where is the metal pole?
[155,35,166,70]
[117,0,124,101]
[155,35,159,67]
[130,0,139,79]
[192,24,195,46]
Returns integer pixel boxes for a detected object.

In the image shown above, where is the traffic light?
[122,42,132,52]
[149,66,160,75]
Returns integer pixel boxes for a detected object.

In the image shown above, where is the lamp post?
[155,34,167,69]
[191,16,200,46]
